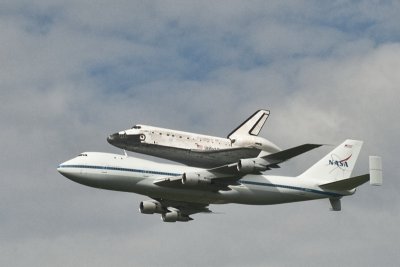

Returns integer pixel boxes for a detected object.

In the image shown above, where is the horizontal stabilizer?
[319,174,370,191]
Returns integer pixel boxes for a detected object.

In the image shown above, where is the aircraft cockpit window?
[132,125,142,129]
[78,153,88,157]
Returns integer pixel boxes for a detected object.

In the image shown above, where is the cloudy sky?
[1,1,399,266]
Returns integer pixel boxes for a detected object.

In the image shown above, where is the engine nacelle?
[181,172,211,186]
[161,211,192,222]
[237,158,268,174]
[139,200,163,214]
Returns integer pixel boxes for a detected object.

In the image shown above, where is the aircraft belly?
[126,143,260,168]
[220,187,312,205]
[127,145,195,164]
[137,184,319,206]
[67,168,325,206]
[139,180,223,204]
[130,178,320,206]
[78,172,219,204]
[218,178,326,205]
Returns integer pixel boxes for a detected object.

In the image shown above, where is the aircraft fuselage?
[58,152,349,206]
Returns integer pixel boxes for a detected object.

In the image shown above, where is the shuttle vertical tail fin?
[298,139,363,183]
[227,110,270,140]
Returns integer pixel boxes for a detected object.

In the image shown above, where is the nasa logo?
[328,154,352,168]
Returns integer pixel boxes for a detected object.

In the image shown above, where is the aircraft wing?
[261,144,323,165]
[207,143,323,174]
[154,143,322,190]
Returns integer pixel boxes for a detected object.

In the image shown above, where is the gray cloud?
[1,1,399,266]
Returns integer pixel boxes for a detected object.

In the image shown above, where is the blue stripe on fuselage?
[58,164,343,197]
[58,164,180,177]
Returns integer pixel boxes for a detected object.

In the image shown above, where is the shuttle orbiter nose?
[107,133,119,145]
[107,131,142,150]
[107,132,129,147]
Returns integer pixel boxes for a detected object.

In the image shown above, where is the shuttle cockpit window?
[132,125,142,129]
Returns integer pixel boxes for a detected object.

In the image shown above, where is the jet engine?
[237,158,268,173]
[139,200,163,214]
[181,172,211,186]
[161,211,192,222]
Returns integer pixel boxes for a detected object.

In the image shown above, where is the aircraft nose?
[57,165,68,176]
[107,131,131,149]
[57,165,63,174]
[107,133,119,144]
[57,157,84,182]
[57,160,74,178]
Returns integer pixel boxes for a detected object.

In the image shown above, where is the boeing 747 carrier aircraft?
[58,140,382,222]
[107,109,280,168]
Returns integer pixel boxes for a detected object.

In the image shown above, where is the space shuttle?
[107,110,281,168]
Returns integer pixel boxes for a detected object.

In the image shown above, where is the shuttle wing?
[119,143,262,168]
[188,147,261,166]
[154,143,322,190]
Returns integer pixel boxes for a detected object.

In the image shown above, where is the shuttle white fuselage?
[107,110,281,167]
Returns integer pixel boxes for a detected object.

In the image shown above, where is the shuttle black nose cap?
[107,133,119,144]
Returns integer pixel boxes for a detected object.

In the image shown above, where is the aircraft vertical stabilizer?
[298,139,363,182]
[228,109,270,139]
